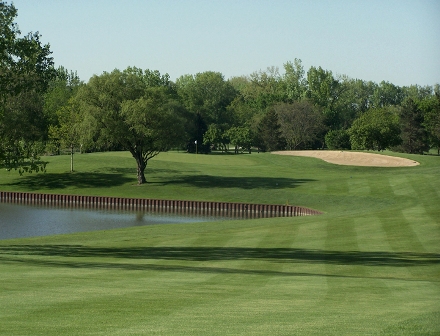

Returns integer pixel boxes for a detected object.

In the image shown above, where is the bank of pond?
[0,191,322,240]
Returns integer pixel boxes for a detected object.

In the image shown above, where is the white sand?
[272,150,420,167]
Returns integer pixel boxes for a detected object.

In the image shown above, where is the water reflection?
[0,203,227,240]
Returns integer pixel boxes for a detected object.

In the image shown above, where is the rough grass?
[0,150,439,335]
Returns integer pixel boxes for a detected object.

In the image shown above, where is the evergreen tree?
[257,108,285,151]
[399,98,429,154]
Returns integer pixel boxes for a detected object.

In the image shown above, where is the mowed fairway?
[0,151,439,335]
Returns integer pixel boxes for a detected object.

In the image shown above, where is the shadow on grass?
[107,167,189,175]
[2,172,134,191]
[156,175,314,189]
[2,169,312,190]
[1,245,438,267]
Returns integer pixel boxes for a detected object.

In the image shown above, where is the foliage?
[225,126,253,153]
[185,112,210,154]
[239,67,287,111]
[325,129,351,150]
[349,107,401,151]
[176,71,237,144]
[44,67,82,126]
[274,101,324,150]
[203,124,230,152]
[0,1,55,171]
[283,58,307,102]
[44,67,83,155]
[372,81,404,108]
[257,108,285,151]
[399,98,430,154]
[420,93,440,154]
[304,66,345,129]
[78,67,186,184]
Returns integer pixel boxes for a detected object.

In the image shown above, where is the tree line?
[1,1,440,183]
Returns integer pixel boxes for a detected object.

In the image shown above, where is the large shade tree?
[78,67,186,184]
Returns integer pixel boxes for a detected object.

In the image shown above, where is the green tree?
[203,124,228,152]
[44,67,83,155]
[78,67,186,184]
[225,126,253,153]
[257,108,285,151]
[304,66,344,129]
[186,112,209,153]
[421,93,440,154]
[0,90,48,172]
[0,1,55,171]
[283,58,307,102]
[332,78,376,129]
[48,97,83,171]
[239,67,286,112]
[274,101,324,150]
[402,84,434,102]
[371,81,404,108]
[44,67,82,124]
[176,71,237,138]
[399,98,429,154]
[325,129,351,150]
[176,71,237,150]
[349,107,401,151]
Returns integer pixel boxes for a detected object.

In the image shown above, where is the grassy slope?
[0,151,439,335]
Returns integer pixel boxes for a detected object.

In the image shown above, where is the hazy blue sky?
[10,0,440,86]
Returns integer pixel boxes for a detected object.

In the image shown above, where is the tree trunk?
[134,154,147,184]
[70,145,74,172]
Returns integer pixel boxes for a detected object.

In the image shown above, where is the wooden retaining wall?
[0,191,322,219]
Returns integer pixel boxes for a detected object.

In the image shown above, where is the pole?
[70,145,74,172]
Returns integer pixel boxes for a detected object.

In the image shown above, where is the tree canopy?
[349,107,401,151]
[275,101,324,150]
[78,67,186,184]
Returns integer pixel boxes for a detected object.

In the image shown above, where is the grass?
[0,150,439,335]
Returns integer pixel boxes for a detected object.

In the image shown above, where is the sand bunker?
[272,150,420,167]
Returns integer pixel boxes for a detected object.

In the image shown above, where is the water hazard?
[0,203,227,240]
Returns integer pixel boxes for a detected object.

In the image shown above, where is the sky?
[9,0,440,86]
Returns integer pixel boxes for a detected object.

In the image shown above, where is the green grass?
[0,150,439,335]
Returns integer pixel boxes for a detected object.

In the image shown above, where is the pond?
[0,203,228,240]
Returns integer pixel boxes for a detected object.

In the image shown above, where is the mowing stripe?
[291,221,327,250]
[379,212,425,253]
[326,177,349,196]
[389,175,416,196]
[325,219,367,303]
[370,175,395,198]
[326,218,395,309]
[291,221,329,301]
[410,177,440,232]
[402,205,440,252]
[354,216,392,252]
[348,178,371,196]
